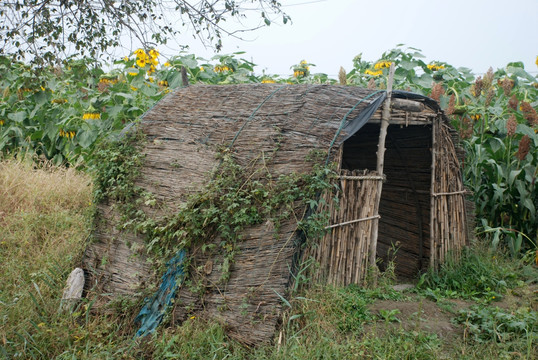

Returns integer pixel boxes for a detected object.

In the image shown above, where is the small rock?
[392,284,415,292]
[61,268,85,311]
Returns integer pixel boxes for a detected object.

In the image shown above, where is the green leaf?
[487,106,503,117]
[44,121,58,141]
[507,66,536,82]
[491,229,500,250]
[523,165,536,183]
[168,72,183,88]
[178,56,198,69]
[399,60,416,70]
[30,130,43,141]
[516,124,538,146]
[107,105,124,117]
[33,90,48,106]
[415,73,434,88]
[7,111,27,123]
[488,137,505,154]
[77,129,98,148]
[131,77,145,89]
[491,183,505,201]
[115,92,134,100]
[506,61,525,69]
[522,198,536,219]
[272,289,291,308]
[288,314,302,321]
[514,180,528,199]
[52,153,64,165]
[508,169,521,186]
[514,233,522,254]
[139,84,157,97]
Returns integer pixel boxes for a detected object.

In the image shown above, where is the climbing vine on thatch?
[91,135,337,283]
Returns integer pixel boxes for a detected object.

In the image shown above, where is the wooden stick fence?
[308,169,381,286]
[430,119,468,267]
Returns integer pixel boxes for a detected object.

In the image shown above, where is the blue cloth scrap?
[135,249,187,337]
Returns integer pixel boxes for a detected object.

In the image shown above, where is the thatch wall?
[83,83,468,345]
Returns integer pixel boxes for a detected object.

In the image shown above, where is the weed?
[456,305,537,343]
[149,319,249,359]
[353,328,441,359]
[378,309,401,323]
[416,246,523,302]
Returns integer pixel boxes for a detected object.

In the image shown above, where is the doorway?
[341,123,432,278]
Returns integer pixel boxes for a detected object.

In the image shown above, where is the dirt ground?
[365,294,467,339]
[363,284,537,340]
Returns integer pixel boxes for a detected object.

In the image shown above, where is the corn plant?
[455,64,538,254]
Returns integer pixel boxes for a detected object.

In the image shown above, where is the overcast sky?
[156,0,538,77]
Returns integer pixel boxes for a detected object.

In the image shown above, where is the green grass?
[416,245,537,303]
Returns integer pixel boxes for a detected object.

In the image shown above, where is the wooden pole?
[430,117,438,268]
[369,64,395,283]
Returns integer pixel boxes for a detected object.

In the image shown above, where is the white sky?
[155,0,538,77]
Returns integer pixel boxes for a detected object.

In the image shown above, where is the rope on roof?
[228,85,287,150]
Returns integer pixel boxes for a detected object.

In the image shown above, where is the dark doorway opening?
[341,123,432,278]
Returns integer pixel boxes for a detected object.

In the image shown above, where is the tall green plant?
[456,64,538,253]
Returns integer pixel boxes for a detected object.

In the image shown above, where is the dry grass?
[0,159,93,357]
[0,158,92,273]
[0,158,91,217]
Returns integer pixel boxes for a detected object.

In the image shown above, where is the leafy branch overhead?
[0,0,289,64]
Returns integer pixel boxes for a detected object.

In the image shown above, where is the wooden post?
[181,66,189,87]
[430,117,437,268]
[369,64,395,283]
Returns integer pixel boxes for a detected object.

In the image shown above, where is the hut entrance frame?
[309,100,468,285]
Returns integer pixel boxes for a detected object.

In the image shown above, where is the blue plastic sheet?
[134,249,186,337]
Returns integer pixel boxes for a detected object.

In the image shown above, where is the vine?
[90,135,337,285]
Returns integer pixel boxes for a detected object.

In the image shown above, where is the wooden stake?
[369,64,396,282]
[430,117,437,268]
[181,66,189,87]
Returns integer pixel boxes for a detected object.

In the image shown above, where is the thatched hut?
[83,83,469,344]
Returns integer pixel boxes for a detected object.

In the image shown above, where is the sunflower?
[134,49,145,58]
[136,57,147,67]
[374,60,392,70]
[149,49,159,59]
[365,69,382,76]
[83,112,101,120]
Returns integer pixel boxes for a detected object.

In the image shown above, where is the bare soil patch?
[365,295,469,339]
